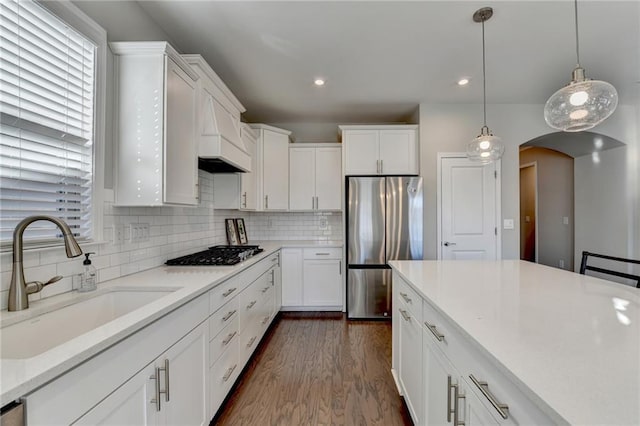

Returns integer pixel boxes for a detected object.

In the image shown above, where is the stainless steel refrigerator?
[346,176,423,319]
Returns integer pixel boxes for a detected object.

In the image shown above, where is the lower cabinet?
[393,271,554,426]
[281,247,343,310]
[398,301,423,424]
[75,322,208,426]
[74,363,156,426]
[25,251,282,426]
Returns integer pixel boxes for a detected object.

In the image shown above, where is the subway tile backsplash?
[0,171,343,309]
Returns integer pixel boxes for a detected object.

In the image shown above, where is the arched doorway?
[519,131,626,272]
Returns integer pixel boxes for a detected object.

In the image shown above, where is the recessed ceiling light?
[457,78,470,86]
[314,78,325,86]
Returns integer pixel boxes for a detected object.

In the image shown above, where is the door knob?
[443,242,457,246]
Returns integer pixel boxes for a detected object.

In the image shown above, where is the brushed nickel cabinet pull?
[222,310,236,322]
[447,375,453,422]
[265,195,269,209]
[425,321,445,341]
[262,286,270,293]
[151,370,161,411]
[163,359,170,402]
[222,287,237,297]
[447,375,465,425]
[381,159,384,174]
[247,300,257,310]
[262,315,269,325]
[222,331,237,345]
[469,374,509,419]
[247,336,257,348]
[316,252,331,256]
[223,364,237,382]
[399,308,411,322]
[399,292,412,303]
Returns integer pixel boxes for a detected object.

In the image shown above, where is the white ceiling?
[135,1,640,124]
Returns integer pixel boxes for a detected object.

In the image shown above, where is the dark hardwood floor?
[212,312,412,426]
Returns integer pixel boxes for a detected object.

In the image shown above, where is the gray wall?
[418,103,639,262]
[520,147,574,271]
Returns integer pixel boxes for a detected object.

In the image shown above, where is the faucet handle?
[25,276,63,295]
[45,275,63,285]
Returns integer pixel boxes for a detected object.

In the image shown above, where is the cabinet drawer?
[209,297,239,339]
[396,276,422,321]
[303,247,342,260]
[238,316,262,366]
[210,315,239,367]
[210,339,240,414]
[209,277,241,314]
[422,299,454,357]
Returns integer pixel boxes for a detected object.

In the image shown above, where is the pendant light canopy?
[466,7,504,164]
[544,0,618,132]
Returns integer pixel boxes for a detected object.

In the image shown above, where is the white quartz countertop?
[0,243,291,405]
[389,260,640,426]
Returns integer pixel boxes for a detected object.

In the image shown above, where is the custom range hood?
[183,55,251,173]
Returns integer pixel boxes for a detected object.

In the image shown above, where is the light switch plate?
[503,219,515,230]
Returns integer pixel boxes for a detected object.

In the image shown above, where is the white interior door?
[440,156,498,260]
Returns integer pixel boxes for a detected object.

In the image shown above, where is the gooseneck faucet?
[8,215,83,311]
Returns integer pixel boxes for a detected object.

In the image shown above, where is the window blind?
[0,0,95,243]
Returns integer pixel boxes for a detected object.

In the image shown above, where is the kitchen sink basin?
[0,288,178,359]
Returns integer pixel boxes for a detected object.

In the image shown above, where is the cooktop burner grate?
[165,245,263,266]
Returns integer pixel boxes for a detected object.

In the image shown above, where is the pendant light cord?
[574,0,581,67]
[481,18,487,129]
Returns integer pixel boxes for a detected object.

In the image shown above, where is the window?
[0,0,105,244]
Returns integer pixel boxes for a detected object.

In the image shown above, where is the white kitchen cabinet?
[211,123,259,210]
[160,322,208,426]
[340,125,419,175]
[302,259,342,306]
[111,42,199,206]
[281,248,303,307]
[398,302,423,424]
[289,144,342,211]
[281,247,343,310]
[74,363,156,426]
[251,124,291,211]
[75,322,208,426]
[240,123,258,209]
[393,271,554,426]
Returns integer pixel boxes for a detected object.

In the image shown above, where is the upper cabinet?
[289,144,342,211]
[111,42,199,206]
[340,125,419,175]
[239,123,258,210]
[212,123,258,210]
[251,124,291,211]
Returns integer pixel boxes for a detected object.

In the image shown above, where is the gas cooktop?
[165,245,263,266]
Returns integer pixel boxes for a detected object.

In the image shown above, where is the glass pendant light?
[466,7,504,164]
[544,0,618,132]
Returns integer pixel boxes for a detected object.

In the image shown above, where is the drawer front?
[421,298,453,356]
[238,317,262,367]
[396,276,422,322]
[303,247,342,260]
[209,297,239,339]
[209,315,239,367]
[210,339,240,414]
[209,277,241,314]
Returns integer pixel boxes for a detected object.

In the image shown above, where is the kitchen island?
[389,260,639,426]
